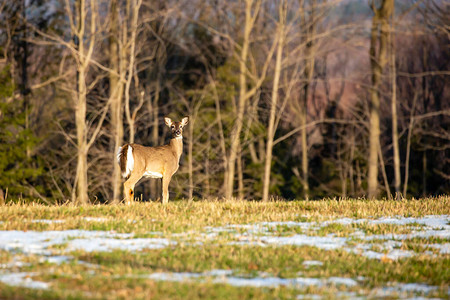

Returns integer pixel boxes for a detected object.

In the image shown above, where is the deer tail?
[117,144,134,178]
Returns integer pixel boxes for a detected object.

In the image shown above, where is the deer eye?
[171,125,175,129]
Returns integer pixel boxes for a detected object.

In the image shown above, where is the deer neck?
[169,136,184,160]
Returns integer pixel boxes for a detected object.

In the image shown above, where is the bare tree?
[389,2,401,199]
[123,0,143,144]
[299,0,318,200]
[224,0,277,199]
[58,0,111,203]
[71,0,97,204]
[109,0,124,203]
[368,0,393,199]
[262,0,286,202]
[224,0,258,199]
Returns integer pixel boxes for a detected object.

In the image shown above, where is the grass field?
[0,197,449,299]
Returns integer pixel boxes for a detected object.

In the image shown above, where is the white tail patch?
[118,145,135,178]
[124,146,134,178]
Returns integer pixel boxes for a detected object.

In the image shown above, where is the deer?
[117,116,189,205]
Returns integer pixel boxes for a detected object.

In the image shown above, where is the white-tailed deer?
[117,116,189,204]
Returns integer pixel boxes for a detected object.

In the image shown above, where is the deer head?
[165,116,189,138]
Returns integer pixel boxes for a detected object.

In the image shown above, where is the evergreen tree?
[0,65,43,199]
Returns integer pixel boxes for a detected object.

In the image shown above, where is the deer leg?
[123,172,142,205]
[162,175,172,205]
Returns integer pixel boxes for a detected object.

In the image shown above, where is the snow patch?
[147,270,358,289]
[31,219,65,224]
[302,260,323,267]
[259,234,347,250]
[82,217,111,222]
[0,272,49,290]
[68,237,171,252]
[0,230,172,255]
[208,215,449,260]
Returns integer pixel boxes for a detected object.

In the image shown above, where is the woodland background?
[0,0,448,204]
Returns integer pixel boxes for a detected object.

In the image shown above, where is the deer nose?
[176,130,181,135]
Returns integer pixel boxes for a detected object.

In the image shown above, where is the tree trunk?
[204,132,211,198]
[390,2,401,199]
[149,83,160,200]
[124,0,142,144]
[368,7,381,199]
[109,0,124,203]
[73,0,89,204]
[422,151,427,197]
[300,106,309,200]
[210,75,228,196]
[299,0,316,200]
[403,93,417,196]
[20,0,30,158]
[262,0,285,202]
[75,66,89,204]
[391,67,401,199]
[378,143,392,200]
[237,144,244,199]
[368,0,393,199]
[188,115,194,199]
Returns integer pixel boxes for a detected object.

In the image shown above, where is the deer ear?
[164,117,172,127]
[181,116,189,126]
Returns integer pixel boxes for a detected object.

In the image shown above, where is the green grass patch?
[313,223,356,237]
[71,245,449,286]
[267,224,305,236]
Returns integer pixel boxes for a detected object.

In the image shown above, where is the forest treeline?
[0,0,448,203]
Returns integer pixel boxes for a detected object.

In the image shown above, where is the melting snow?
[147,270,358,289]
[28,217,112,224]
[0,215,448,294]
[302,260,323,267]
[297,294,322,300]
[208,215,450,259]
[39,255,72,265]
[0,272,49,290]
[0,258,29,269]
[68,237,171,252]
[260,235,347,250]
[82,217,111,222]
[373,282,444,298]
[0,230,171,255]
[31,219,65,224]
[427,243,450,254]
[147,271,447,297]
[0,215,448,262]
[360,249,414,260]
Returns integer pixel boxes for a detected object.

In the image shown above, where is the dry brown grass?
[1,196,448,232]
